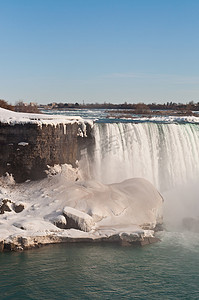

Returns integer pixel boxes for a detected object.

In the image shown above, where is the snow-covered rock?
[0,165,163,251]
[0,108,93,183]
[63,206,96,232]
[53,214,67,229]
[0,107,93,129]
[13,202,25,213]
[0,199,25,214]
[0,199,12,214]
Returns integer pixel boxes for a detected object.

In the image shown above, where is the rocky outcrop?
[63,206,96,232]
[0,199,24,214]
[53,215,67,229]
[0,122,94,182]
[0,199,12,214]
[0,241,4,252]
[13,203,25,213]
[0,231,160,252]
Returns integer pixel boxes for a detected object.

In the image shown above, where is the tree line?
[1,99,199,115]
[0,100,40,113]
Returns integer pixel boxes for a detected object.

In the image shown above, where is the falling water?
[87,122,199,192]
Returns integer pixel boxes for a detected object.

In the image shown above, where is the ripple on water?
[0,232,199,299]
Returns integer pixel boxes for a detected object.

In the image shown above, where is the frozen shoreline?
[0,165,163,251]
[0,107,93,128]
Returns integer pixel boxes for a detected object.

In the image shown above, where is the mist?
[163,180,199,232]
[82,122,199,233]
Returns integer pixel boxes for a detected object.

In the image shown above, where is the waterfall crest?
[87,122,199,191]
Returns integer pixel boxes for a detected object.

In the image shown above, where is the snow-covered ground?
[0,107,93,133]
[0,165,163,250]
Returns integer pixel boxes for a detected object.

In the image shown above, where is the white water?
[87,122,199,192]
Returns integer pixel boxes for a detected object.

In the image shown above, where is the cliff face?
[0,122,94,182]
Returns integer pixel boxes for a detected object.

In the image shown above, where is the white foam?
[89,122,199,191]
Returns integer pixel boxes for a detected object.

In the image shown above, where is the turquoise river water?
[1,231,199,300]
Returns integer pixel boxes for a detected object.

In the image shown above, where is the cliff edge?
[0,108,93,182]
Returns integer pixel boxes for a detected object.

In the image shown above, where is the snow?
[63,206,96,232]
[0,164,163,248]
[0,108,93,135]
[52,214,67,225]
[18,142,29,146]
[1,107,199,129]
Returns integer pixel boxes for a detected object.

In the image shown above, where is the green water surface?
[0,231,199,300]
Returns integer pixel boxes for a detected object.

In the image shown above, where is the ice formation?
[0,107,92,134]
[0,165,163,250]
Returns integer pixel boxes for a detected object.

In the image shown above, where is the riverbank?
[0,165,163,252]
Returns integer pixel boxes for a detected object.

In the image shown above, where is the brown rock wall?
[0,122,94,182]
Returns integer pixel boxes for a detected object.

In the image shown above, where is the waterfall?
[87,122,199,192]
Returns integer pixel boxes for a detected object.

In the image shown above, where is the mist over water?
[83,122,199,232]
[163,182,199,232]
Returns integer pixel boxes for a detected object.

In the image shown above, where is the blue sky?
[1,0,199,104]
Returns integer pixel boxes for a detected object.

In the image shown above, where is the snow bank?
[0,165,163,250]
[0,107,93,134]
[63,206,96,232]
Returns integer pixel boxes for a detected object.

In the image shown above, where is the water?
[86,122,199,192]
[41,108,109,121]
[2,109,199,299]
[1,232,199,300]
[43,108,199,192]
